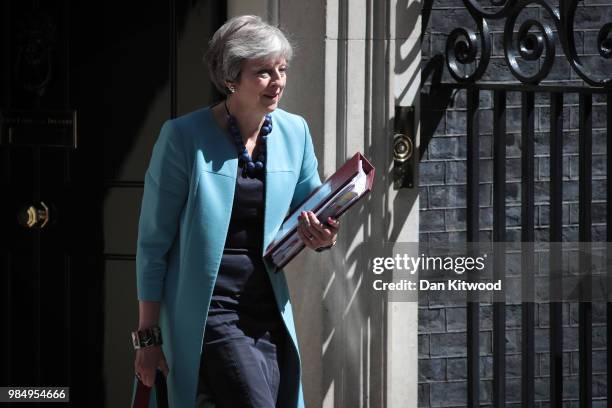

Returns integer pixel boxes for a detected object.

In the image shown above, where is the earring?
[227,85,236,94]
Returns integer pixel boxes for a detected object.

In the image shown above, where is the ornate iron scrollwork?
[598,23,612,58]
[445,22,491,82]
[504,0,558,84]
[561,0,611,87]
[442,0,612,87]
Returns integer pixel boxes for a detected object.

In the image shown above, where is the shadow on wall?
[395,0,422,104]
[389,0,423,243]
[419,0,452,161]
[420,54,451,161]
[316,1,425,407]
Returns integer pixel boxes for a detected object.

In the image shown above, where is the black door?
[1,1,225,406]
[1,0,101,405]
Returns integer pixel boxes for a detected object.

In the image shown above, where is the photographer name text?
[370,253,502,293]
[373,279,502,291]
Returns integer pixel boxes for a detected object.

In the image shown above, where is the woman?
[132,15,340,407]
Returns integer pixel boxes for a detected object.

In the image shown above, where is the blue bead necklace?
[225,100,272,178]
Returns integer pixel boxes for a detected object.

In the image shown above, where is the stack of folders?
[265,152,375,269]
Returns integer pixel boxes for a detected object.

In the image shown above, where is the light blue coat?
[134,106,321,407]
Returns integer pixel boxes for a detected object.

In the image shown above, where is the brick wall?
[419,1,612,406]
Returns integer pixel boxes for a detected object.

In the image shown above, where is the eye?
[257,70,271,78]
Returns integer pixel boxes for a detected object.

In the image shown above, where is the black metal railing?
[429,0,612,406]
[442,82,611,407]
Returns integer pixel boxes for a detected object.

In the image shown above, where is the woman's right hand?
[134,346,169,387]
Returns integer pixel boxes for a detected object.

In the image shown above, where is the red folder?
[132,370,168,408]
[265,152,375,269]
[132,379,152,408]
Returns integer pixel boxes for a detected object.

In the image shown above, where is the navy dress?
[196,166,286,408]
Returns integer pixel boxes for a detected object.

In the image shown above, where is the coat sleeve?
[289,117,322,211]
[136,120,189,301]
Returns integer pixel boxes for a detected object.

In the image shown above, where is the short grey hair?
[205,15,293,95]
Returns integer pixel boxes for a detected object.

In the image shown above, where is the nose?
[270,68,284,84]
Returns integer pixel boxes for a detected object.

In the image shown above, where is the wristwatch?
[131,326,163,349]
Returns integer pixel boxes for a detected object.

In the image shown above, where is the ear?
[225,81,236,94]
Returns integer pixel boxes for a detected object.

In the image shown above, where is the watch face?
[141,332,152,346]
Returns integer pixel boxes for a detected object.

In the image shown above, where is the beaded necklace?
[224,100,272,178]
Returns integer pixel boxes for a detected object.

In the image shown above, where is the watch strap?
[132,326,163,349]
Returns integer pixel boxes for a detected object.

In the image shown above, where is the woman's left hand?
[297,211,340,250]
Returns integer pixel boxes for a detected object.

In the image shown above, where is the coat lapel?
[263,116,295,257]
[263,122,277,255]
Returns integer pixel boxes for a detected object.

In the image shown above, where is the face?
[228,56,287,114]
